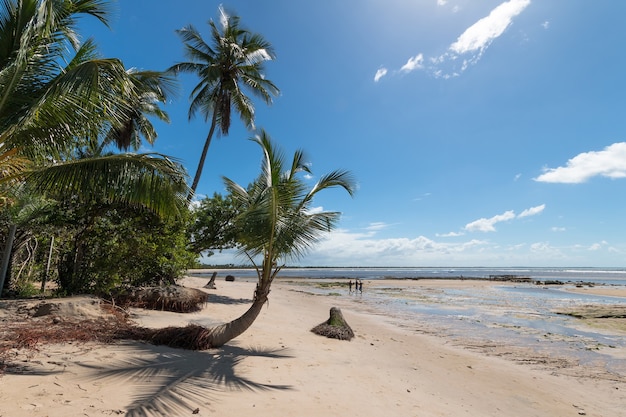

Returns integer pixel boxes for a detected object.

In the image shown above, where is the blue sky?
[83,1,626,267]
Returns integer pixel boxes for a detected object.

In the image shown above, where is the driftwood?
[311,307,354,341]
[204,272,218,289]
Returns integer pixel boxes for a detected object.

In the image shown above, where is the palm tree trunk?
[149,283,271,350]
[0,224,17,296]
[40,236,54,293]
[188,111,219,202]
[200,285,270,348]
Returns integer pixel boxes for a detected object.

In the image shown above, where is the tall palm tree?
[168,6,280,201]
[149,131,355,349]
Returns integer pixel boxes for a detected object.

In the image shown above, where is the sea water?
[190,267,626,378]
[193,266,626,285]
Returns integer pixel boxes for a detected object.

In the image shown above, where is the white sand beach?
[1,276,625,417]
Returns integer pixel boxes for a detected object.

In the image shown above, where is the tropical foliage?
[168,5,280,200]
[188,192,240,256]
[0,0,192,295]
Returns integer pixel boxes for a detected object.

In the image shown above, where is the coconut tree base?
[203,272,217,289]
[311,307,354,341]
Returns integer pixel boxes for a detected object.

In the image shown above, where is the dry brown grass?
[0,302,136,374]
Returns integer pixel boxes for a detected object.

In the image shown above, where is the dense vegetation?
[0,2,354,351]
[0,0,191,296]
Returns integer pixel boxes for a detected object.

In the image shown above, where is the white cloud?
[529,241,562,256]
[518,204,545,218]
[202,226,620,267]
[380,0,530,80]
[366,222,390,232]
[437,231,465,237]
[302,228,493,266]
[306,206,324,214]
[374,67,388,82]
[551,227,566,232]
[534,142,626,183]
[429,0,531,77]
[449,0,531,55]
[400,54,424,73]
[465,210,516,232]
[542,20,550,29]
[588,241,608,251]
[464,204,543,232]
[413,192,432,201]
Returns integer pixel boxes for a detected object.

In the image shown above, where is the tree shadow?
[205,293,252,305]
[76,341,294,417]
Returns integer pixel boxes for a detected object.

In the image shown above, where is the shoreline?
[1,276,625,416]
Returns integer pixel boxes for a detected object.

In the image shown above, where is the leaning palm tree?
[147,131,355,349]
[168,6,280,201]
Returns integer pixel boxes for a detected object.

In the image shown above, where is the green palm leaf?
[168,5,280,199]
[25,153,189,217]
[224,130,355,266]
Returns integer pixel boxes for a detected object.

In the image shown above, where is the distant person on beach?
[349,280,353,292]
[358,280,363,293]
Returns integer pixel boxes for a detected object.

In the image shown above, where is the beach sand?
[1,277,625,417]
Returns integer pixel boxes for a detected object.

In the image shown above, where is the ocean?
[192,266,626,285]
[190,267,626,379]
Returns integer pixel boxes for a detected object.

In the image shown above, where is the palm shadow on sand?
[76,341,293,417]
[205,293,252,305]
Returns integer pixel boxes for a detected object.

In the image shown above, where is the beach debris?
[204,272,218,289]
[111,285,209,313]
[311,307,355,341]
[225,275,235,282]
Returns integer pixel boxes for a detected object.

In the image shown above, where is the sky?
[81,0,626,267]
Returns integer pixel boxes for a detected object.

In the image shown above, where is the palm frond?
[25,153,189,218]
[226,132,354,265]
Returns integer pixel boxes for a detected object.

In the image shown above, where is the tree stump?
[311,307,355,340]
[204,272,217,289]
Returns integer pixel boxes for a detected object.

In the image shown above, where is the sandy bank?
[0,277,625,416]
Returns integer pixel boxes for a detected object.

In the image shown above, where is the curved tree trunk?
[148,284,271,350]
[200,286,269,348]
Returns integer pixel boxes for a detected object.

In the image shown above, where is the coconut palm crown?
[225,131,356,281]
[168,5,280,200]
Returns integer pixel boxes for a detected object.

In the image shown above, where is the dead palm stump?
[204,272,217,289]
[311,307,354,340]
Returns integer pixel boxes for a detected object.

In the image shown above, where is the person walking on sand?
[358,280,363,293]
[348,280,353,293]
